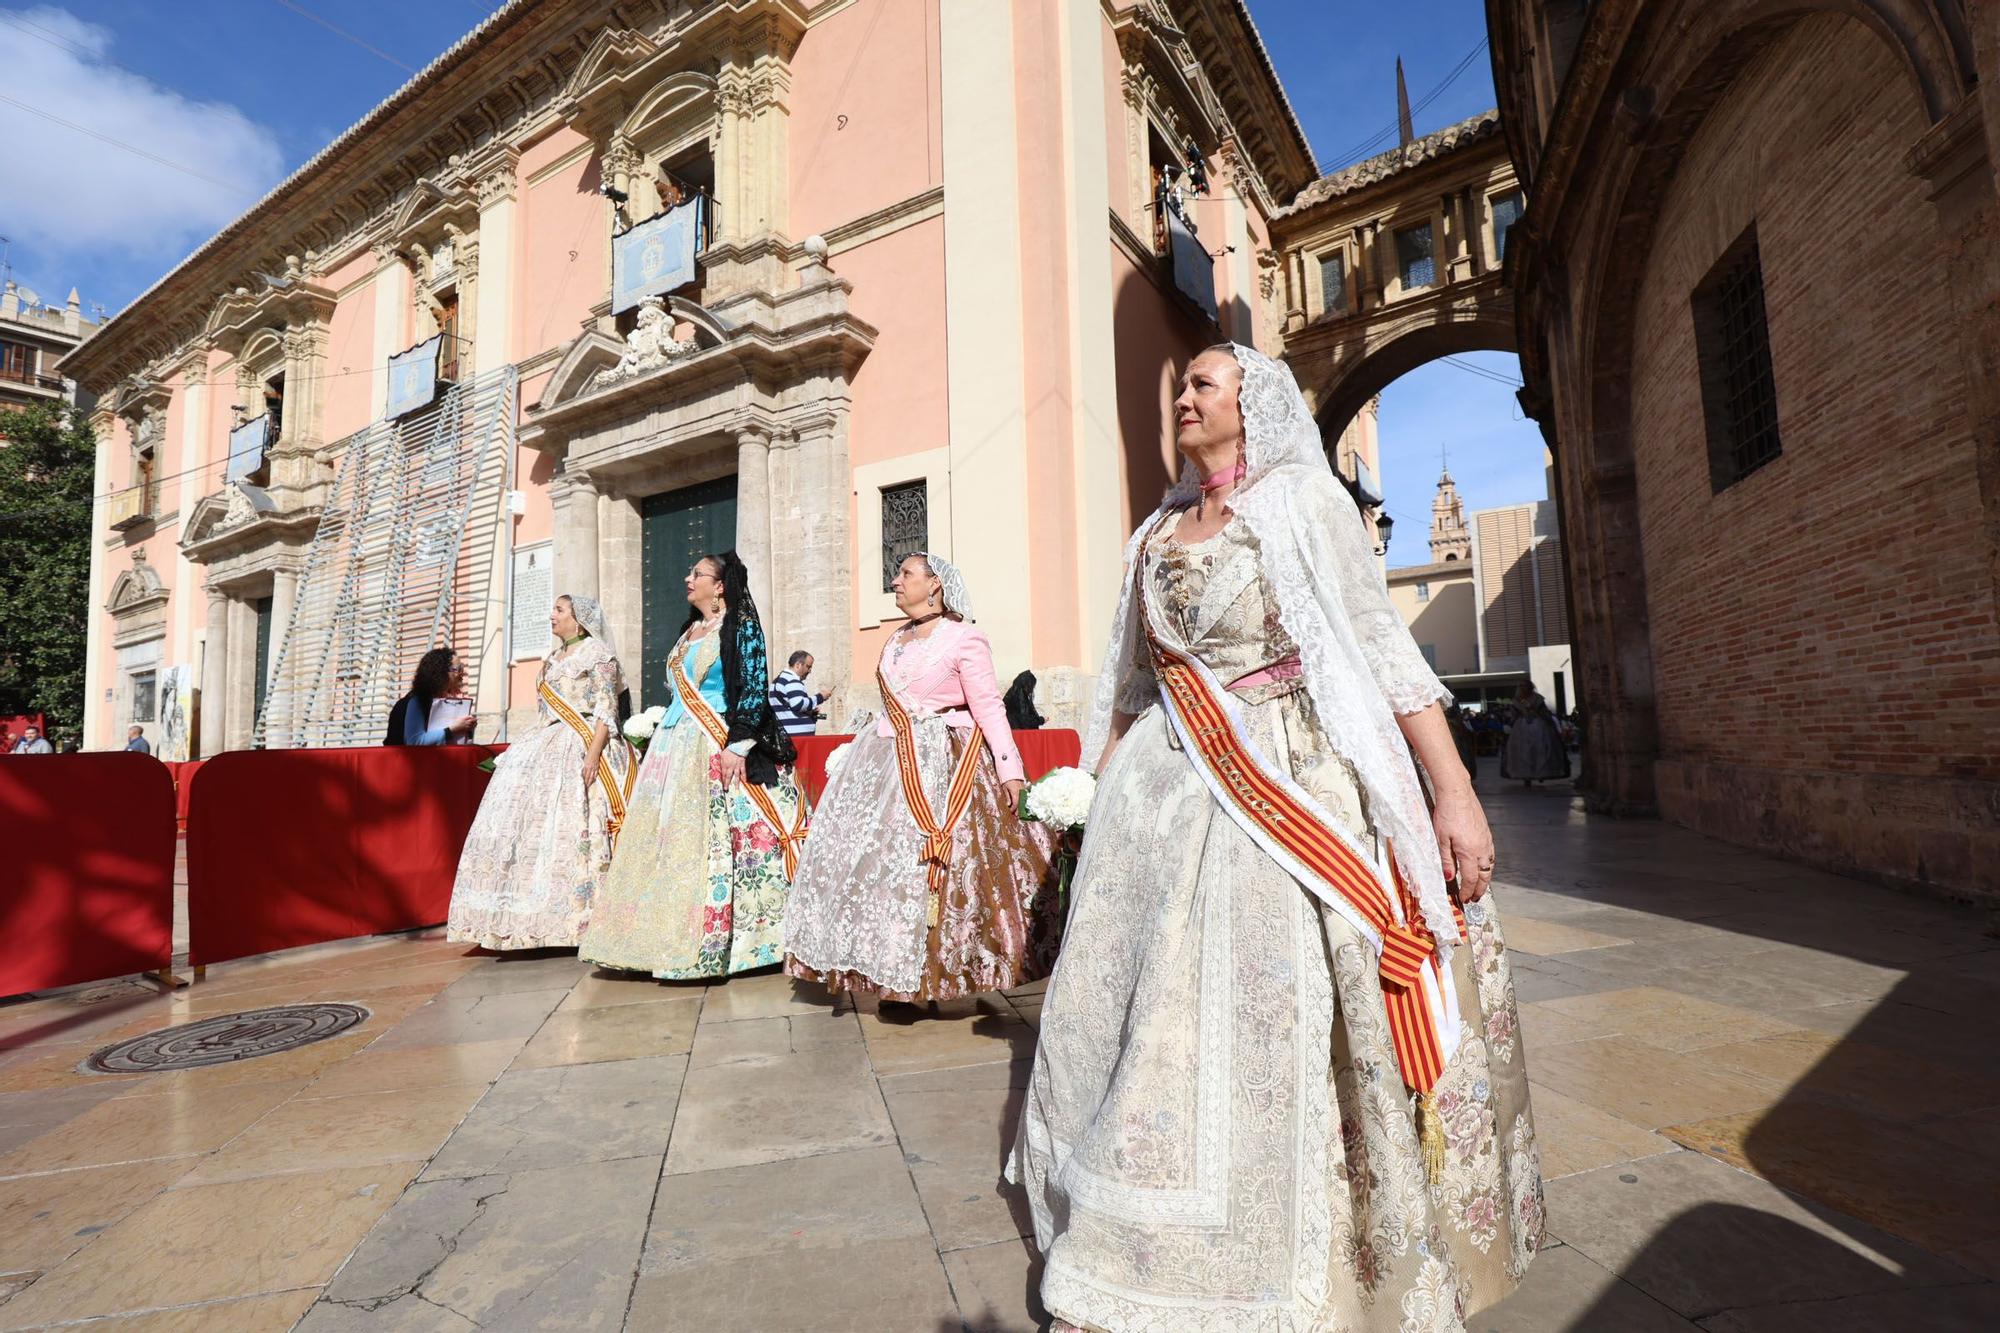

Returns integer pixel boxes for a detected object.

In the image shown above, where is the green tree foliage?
[0,403,94,742]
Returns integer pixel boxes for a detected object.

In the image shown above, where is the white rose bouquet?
[823,741,855,779]
[622,704,668,752]
[1019,765,1096,911]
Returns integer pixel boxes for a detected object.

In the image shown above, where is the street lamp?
[1374,510,1394,556]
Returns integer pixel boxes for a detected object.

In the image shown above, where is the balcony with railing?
[0,363,67,396]
[106,481,155,530]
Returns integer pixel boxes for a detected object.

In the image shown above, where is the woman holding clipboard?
[384,648,477,745]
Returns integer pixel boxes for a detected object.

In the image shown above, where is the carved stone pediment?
[203,267,338,355]
[559,28,665,126]
[182,481,283,552]
[106,547,168,617]
[387,172,479,247]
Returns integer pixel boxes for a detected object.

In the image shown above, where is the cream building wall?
[1385,563,1478,678]
[66,0,1317,751]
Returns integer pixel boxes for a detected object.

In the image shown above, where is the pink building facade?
[65,0,1314,754]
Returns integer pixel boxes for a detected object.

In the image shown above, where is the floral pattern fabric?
[446,638,632,950]
[1011,519,1543,1332]
[580,627,800,979]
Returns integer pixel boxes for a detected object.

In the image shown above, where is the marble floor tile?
[1503,915,1634,957]
[1695,1282,2000,1333]
[1516,1001,1601,1051]
[1546,1151,1969,1319]
[182,1082,488,1184]
[665,1044,894,1175]
[1527,1083,1675,1180]
[787,1009,865,1050]
[642,1144,929,1273]
[858,1001,1037,1077]
[509,994,699,1068]
[1473,1243,1697,1333]
[883,1082,1032,1250]
[0,1163,416,1328]
[1527,1037,1778,1129]
[439,952,592,998]
[1661,1099,2000,1267]
[943,1236,1050,1333]
[0,1156,195,1272]
[688,1014,791,1068]
[365,988,570,1051]
[421,1053,685,1180]
[877,1057,1037,1097]
[300,1155,657,1332]
[695,968,843,1021]
[0,1079,300,1177]
[556,970,700,1013]
[627,1235,956,1333]
[298,1037,525,1099]
[55,1288,322,1332]
[1534,987,1805,1053]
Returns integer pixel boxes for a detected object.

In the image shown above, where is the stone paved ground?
[1,777,1997,1331]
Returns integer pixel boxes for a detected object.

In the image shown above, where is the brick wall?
[1628,16,1999,897]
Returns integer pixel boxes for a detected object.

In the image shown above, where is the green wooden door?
[640,476,738,708]
[252,596,274,718]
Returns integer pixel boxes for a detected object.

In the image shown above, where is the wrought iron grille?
[1694,232,1782,489]
[880,480,928,592]
[1395,223,1435,290]
[1319,251,1347,316]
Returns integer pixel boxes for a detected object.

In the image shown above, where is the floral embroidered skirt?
[783,722,1063,1002]
[446,719,622,951]
[1010,695,1544,1332]
[579,714,800,980]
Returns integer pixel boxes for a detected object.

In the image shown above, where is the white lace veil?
[1082,343,1460,949]
[558,592,619,661]
[914,552,974,620]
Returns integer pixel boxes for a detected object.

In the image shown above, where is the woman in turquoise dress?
[580,551,807,979]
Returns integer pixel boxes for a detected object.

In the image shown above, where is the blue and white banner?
[1168,209,1218,321]
[386,334,444,420]
[225,415,270,482]
[612,197,705,314]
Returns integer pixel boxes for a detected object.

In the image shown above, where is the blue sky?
[0,1,1541,563]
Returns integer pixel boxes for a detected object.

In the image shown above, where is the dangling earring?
[710,596,723,616]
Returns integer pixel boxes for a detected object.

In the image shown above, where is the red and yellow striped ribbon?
[878,664,985,928]
[540,678,637,849]
[667,636,811,880]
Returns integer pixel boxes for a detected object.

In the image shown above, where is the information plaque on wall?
[386,334,444,420]
[612,196,705,314]
[225,415,270,482]
[510,543,553,660]
[1168,209,1218,321]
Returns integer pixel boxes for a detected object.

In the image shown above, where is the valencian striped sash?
[1134,516,1464,1095]
[878,663,985,929]
[668,636,811,880]
[540,679,638,848]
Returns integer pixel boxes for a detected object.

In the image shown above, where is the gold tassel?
[1416,1091,1446,1186]
[926,888,941,928]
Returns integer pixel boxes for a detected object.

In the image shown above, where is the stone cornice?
[1171,0,1317,200]
[822,186,944,256]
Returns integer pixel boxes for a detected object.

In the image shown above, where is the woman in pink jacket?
[784,552,1062,1002]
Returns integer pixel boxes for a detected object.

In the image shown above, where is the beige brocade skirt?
[783,724,1064,1002]
[1011,688,1545,1333]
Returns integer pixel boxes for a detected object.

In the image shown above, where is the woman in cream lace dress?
[1011,346,1543,1332]
[447,594,635,950]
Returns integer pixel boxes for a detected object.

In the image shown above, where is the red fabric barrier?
[792,729,1080,804]
[0,754,174,997]
[163,760,203,830]
[187,746,498,967]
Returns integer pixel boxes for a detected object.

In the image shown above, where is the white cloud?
[0,6,285,265]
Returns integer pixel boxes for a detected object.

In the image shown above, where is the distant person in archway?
[1002,669,1045,731]
[1501,683,1568,787]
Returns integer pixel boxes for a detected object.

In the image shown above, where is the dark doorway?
[639,476,738,708]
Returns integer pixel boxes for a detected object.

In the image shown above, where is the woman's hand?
[580,751,602,788]
[1001,777,1026,815]
[448,714,477,738]
[718,749,747,788]
[1431,784,1495,902]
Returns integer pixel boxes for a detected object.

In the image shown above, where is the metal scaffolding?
[254,366,517,749]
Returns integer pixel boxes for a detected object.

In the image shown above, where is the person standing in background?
[768,650,827,738]
[124,725,152,755]
[12,726,51,754]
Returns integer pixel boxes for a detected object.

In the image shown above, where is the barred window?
[880,480,928,592]
[1415,582,1431,603]
[1318,251,1347,316]
[1692,228,1782,489]
[131,670,158,724]
[1395,223,1435,290]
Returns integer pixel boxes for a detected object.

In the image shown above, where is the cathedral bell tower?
[1429,467,1471,562]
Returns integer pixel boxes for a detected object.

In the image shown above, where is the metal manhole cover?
[82,1003,371,1074]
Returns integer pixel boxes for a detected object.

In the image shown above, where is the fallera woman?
[446,595,635,950]
[783,553,1061,1002]
[580,551,806,979]
[1010,345,1544,1331]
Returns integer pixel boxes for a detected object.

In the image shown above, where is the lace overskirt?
[783,723,1063,1001]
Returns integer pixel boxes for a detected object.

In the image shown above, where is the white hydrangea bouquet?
[622,703,669,753]
[823,741,855,779]
[1019,765,1096,910]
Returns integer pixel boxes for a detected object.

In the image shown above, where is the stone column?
[473,151,520,376]
[369,242,410,419]
[782,418,853,723]
[598,494,644,704]
[735,430,774,627]
[551,472,600,604]
[199,588,230,757]
[264,568,298,747]
[224,595,258,751]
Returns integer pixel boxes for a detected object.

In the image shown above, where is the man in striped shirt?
[769,650,827,737]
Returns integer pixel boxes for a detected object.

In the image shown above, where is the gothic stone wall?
[1628,16,1999,899]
